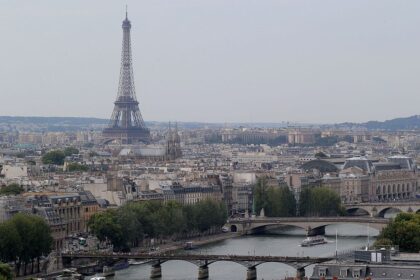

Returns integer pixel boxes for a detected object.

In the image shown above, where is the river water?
[112,224,378,280]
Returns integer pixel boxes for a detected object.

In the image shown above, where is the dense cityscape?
[2,2,420,280]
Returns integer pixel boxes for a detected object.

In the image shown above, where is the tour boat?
[300,235,327,247]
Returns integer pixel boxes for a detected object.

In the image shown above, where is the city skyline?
[2,1,420,123]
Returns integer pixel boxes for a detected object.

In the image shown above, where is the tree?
[253,178,296,217]
[0,184,24,196]
[42,150,65,165]
[254,178,270,215]
[66,163,88,172]
[0,263,13,280]
[30,216,53,273]
[116,206,143,249]
[2,213,52,275]
[373,238,393,248]
[299,187,342,217]
[88,210,124,250]
[88,199,228,250]
[377,213,420,252]
[0,221,22,263]
[64,147,79,156]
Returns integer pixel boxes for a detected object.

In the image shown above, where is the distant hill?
[363,115,420,130]
[1,115,419,131]
[0,116,108,126]
[0,116,108,132]
[341,115,420,131]
[0,116,292,131]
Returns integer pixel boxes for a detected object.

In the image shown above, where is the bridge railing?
[326,246,366,262]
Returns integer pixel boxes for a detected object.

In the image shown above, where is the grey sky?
[1,1,420,123]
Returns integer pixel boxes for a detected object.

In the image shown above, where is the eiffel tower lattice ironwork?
[102,12,150,144]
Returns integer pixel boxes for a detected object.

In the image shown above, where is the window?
[340,269,348,277]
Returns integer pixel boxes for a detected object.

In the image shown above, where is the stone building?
[26,193,83,237]
[0,195,24,222]
[161,182,222,205]
[371,156,417,202]
[78,191,99,232]
[303,156,418,204]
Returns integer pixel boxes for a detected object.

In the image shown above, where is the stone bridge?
[345,201,420,217]
[226,216,389,236]
[62,252,332,280]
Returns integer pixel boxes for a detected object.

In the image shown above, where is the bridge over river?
[62,252,333,280]
[226,216,389,235]
[344,201,420,217]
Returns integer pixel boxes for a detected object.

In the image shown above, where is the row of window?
[376,183,415,194]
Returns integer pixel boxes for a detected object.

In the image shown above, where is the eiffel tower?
[102,12,150,144]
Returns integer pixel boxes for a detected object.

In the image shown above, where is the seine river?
[111,224,378,280]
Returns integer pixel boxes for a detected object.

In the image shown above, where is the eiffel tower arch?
[102,12,150,144]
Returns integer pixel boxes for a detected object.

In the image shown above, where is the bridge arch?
[377,207,402,218]
[156,259,202,267]
[230,224,238,232]
[246,223,309,234]
[253,260,311,269]
[345,207,371,216]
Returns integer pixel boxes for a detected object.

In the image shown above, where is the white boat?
[90,277,106,280]
[301,235,327,247]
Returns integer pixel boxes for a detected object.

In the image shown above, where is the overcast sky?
[1,1,420,124]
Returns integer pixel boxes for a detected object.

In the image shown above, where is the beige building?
[288,129,318,145]
[321,156,418,203]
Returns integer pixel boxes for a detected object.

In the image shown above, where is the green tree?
[253,178,296,217]
[66,163,88,172]
[116,206,143,249]
[30,216,53,273]
[0,184,24,196]
[64,147,79,156]
[89,199,228,250]
[5,213,52,275]
[377,213,420,252]
[373,238,393,248]
[88,210,124,250]
[42,150,65,165]
[0,221,22,263]
[299,187,342,217]
[254,178,270,215]
[0,263,13,280]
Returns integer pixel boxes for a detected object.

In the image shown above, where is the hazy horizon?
[1,1,420,123]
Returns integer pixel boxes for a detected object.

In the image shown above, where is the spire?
[125,5,128,20]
